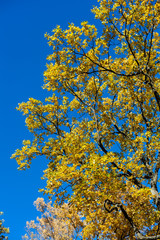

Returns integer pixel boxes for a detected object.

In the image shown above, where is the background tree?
[12,0,160,239]
[0,212,9,240]
[22,198,83,240]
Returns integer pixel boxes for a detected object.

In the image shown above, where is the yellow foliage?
[12,0,160,239]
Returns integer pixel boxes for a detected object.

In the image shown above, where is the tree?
[22,198,84,240]
[0,212,9,240]
[11,0,160,239]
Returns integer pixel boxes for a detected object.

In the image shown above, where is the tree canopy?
[22,198,83,240]
[12,0,160,239]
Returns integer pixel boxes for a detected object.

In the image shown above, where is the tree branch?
[104,199,160,240]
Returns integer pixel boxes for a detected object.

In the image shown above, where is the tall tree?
[12,0,160,239]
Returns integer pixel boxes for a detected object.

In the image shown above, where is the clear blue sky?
[0,0,97,239]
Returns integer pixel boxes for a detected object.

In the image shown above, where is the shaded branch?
[104,199,160,240]
[150,152,160,210]
[143,72,160,111]
[104,199,139,235]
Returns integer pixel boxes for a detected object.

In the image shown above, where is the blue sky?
[0,0,97,239]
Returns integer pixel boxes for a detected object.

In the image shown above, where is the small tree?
[0,212,9,240]
[12,0,160,239]
[22,198,84,240]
